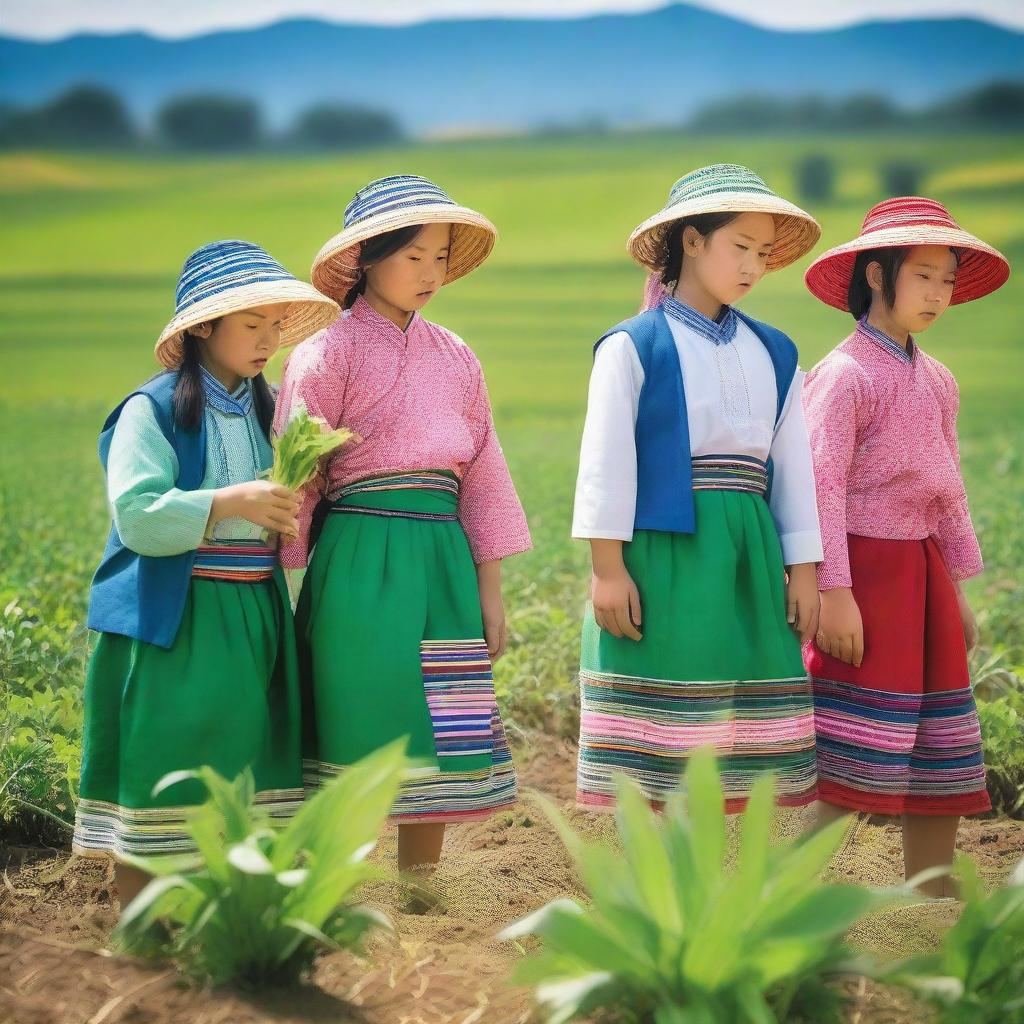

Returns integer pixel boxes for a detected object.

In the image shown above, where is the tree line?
[0,88,403,150]
[0,78,1021,150]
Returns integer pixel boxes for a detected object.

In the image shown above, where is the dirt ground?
[2,737,1022,1024]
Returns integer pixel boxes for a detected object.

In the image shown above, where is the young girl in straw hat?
[573,163,825,812]
[74,240,339,905]
[802,197,1009,894]
[275,175,531,879]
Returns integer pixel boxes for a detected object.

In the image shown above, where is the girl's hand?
[956,587,979,652]
[210,481,300,538]
[816,587,864,667]
[785,563,820,643]
[476,560,508,662]
[592,568,643,641]
[482,593,508,663]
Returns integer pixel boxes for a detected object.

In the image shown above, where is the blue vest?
[594,306,798,534]
[87,371,207,648]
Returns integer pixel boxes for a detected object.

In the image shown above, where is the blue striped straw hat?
[312,174,497,302]
[155,240,340,368]
[629,163,821,274]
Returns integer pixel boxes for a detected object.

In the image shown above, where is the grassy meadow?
[1,133,1023,839]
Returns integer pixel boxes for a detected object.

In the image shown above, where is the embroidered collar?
[662,295,738,346]
[350,293,420,339]
[858,316,914,364]
[200,365,252,416]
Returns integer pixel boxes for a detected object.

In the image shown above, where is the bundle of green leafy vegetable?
[269,406,354,492]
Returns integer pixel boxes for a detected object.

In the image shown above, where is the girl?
[802,197,1009,894]
[573,163,825,812]
[275,175,531,876]
[74,240,339,905]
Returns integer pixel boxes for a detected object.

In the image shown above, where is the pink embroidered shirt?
[274,296,532,568]
[802,318,982,591]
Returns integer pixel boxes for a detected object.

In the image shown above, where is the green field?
[2,134,1023,835]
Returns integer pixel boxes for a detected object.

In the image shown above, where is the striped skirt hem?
[303,757,517,824]
[813,676,990,817]
[577,670,818,812]
[72,788,304,862]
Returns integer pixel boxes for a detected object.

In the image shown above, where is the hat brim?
[155,280,341,369]
[628,192,821,274]
[311,203,497,303]
[805,225,1010,311]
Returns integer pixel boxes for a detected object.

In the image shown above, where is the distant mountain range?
[1,4,1022,135]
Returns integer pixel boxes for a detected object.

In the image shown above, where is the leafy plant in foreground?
[114,738,408,987]
[502,748,893,1024]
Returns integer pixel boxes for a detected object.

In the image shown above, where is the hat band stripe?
[668,180,776,205]
[342,175,450,214]
[178,271,297,311]
[345,182,456,226]
[176,251,293,305]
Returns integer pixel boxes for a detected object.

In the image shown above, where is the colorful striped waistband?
[691,455,768,497]
[192,540,277,583]
[331,471,461,522]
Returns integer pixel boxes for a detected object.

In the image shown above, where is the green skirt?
[578,479,817,813]
[296,472,516,823]
[73,571,303,862]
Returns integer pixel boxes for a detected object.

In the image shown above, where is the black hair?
[847,246,962,320]
[343,224,425,309]
[172,325,275,438]
[660,212,742,287]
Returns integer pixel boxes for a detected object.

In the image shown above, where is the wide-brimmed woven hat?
[805,196,1010,311]
[155,240,340,369]
[628,163,821,274]
[311,174,497,303]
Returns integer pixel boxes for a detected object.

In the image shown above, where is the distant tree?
[688,95,790,132]
[880,160,923,197]
[0,85,136,147]
[157,95,262,150]
[291,104,402,149]
[938,80,1024,128]
[796,154,835,202]
[788,96,831,131]
[835,94,900,130]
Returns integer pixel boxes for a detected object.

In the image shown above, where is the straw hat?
[155,240,340,369]
[628,163,821,274]
[311,174,497,303]
[805,196,1010,311]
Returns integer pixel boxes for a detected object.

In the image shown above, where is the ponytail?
[172,330,206,430]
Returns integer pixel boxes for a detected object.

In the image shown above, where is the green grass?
[1,133,1022,802]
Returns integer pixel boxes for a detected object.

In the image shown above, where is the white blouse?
[572,310,824,566]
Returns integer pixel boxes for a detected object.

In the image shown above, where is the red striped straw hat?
[805,196,1009,311]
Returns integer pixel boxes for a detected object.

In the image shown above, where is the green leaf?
[535,972,616,1024]
[227,839,274,875]
[758,885,886,942]
[681,748,725,891]
[614,775,682,934]
[271,408,355,492]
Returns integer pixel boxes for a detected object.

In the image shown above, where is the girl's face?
[364,221,451,316]
[869,244,958,334]
[193,301,291,387]
[682,211,777,307]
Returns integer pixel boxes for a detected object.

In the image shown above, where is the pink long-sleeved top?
[802,317,982,591]
[274,295,532,569]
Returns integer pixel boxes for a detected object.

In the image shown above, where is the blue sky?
[4,0,1022,40]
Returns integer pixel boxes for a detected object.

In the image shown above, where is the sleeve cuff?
[278,539,310,570]
[468,534,533,564]
[779,530,824,568]
[571,527,635,542]
[817,563,852,591]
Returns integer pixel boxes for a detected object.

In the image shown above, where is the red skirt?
[804,534,990,817]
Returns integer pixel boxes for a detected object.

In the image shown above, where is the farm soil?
[2,737,1021,1024]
